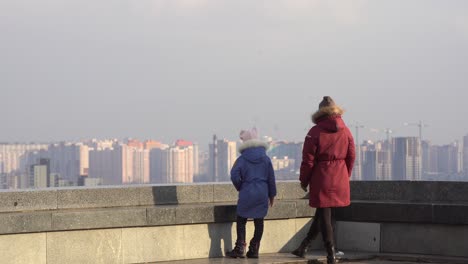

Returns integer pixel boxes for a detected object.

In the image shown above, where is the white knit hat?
[239,127,258,142]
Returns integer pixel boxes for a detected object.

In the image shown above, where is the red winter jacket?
[299,106,356,208]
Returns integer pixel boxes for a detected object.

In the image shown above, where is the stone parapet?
[0,182,306,213]
[335,201,468,225]
[1,181,468,263]
[0,200,313,235]
[350,181,468,203]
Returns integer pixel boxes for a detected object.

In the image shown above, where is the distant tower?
[392,137,422,181]
[212,135,218,182]
[351,123,364,180]
[30,158,51,188]
[464,135,468,179]
[209,135,237,182]
[383,129,393,181]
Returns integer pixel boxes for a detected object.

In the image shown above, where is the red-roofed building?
[175,140,193,147]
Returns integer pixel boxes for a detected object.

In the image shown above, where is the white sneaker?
[336,250,344,256]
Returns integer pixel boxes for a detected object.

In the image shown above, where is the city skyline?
[1,131,468,190]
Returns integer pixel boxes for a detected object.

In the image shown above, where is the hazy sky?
[2,0,468,148]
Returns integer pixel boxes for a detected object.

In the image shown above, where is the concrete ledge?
[2,181,468,213]
[2,191,467,235]
[176,204,216,224]
[0,190,57,212]
[335,201,468,225]
[147,206,177,226]
[433,204,468,225]
[295,199,314,218]
[350,181,468,203]
[0,212,51,234]
[266,201,296,220]
[52,208,147,230]
[0,200,309,235]
[277,182,308,200]
[0,182,304,213]
[57,188,140,209]
[213,184,237,203]
[141,185,216,205]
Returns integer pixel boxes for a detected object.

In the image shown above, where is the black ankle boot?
[226,240,246,258]
[324,242,336,264]
[246,240,260,258]
[291,237,311,258]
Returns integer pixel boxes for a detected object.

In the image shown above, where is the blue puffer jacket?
[231,140,277,219]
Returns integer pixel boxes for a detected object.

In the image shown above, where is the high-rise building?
[0,173,6,189]
[29,158,51,189]
[422,140,430,176]
[361,141,384,181]
[84,177,102,186]
[464,135,468,179]
[127,139,144,149]
[421,141,441,180]
[85,139,118,150]
[268,141,302,175]
[362,149,377,181]
[175,140,199,177]
[0,143,48,180]
[422,141,432,179]
[351,141,363,181]
[150,144,194,184]
[392,137,422,181]
[90,140,150,185]
[47,142,89,185]
[144,140,163,150]
[125,147,150,184]
[209,135,237,182]
[0,158,5,189]
[0,143,49,189]
[149,145,167,183]
[89,144,126,186]
[271,156,296,180]
[437,142,461,180]
[195,151,210,182]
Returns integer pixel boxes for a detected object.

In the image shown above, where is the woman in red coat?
[292,96,355,264]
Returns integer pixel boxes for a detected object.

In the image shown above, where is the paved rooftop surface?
[146,252,468,264]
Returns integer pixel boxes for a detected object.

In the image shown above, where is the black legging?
[307,208,335,244]
[236,215,264,243]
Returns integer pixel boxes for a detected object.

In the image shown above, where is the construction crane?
[368,127,393,153]
[368,127,393,143]
[404,120,429,141]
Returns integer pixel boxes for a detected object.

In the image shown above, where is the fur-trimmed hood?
[238,139,269,164]
[238,139,269,154]
[312,105,345,124]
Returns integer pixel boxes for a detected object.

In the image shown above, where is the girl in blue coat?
[226,128,277,258]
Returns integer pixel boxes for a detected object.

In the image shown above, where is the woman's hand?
[301,183,308,192]
[269,197,275,207]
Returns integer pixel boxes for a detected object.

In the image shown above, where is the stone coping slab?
[2,181,468,213]
[350,181,468,203]
[0,200,313,235]
[335,200,468,225]
[2,198,467,236]
[0,182,307,213]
